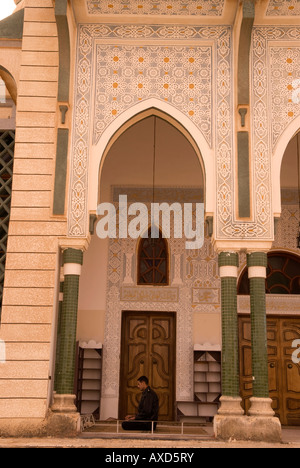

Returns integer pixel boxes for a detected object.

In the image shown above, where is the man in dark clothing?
[122,376,159,431]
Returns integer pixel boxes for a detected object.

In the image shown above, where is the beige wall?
[0,0,64,429]
[193,313,221,346]
[280,133,299,189]
[77,236,108,344]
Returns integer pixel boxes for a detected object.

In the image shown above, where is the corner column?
[217,252,244,416]
[52,248,83,416]
[247,252,274,417]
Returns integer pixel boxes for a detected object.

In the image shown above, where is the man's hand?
[124,415,136,421]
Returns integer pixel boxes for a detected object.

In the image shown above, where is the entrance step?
[81,419,214,440]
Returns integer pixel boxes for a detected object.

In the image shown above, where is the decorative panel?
[70,24,232,238]
[270,47,300,149]
[266,0,300,16]
[86,0,225,16]
[251,27,300,242]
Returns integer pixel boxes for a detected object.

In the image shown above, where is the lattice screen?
[0,131,14,319]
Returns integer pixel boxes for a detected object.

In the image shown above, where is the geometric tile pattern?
[94,44,212,145]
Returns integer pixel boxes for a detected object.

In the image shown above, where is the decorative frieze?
[121,286,179,302]
[86,0,225,16]
[238,295,300,314]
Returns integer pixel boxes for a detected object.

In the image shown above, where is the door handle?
[153,359,157,364]
[288,364,293,369]
[140,360,144,365]
[270,363,275,368]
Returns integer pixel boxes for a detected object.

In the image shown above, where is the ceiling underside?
[83,0,300,18]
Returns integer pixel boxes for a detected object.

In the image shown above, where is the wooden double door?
[239,316,300,425]
[119,312,176,421]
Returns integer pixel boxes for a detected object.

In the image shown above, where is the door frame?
[119,310,177,421]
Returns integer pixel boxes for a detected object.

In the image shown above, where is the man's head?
[137,376,149,391]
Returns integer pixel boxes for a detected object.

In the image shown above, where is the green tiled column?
[247,252,269,398]
[55,248,83,395]
[218,252,240,399]
[54,272,64,392]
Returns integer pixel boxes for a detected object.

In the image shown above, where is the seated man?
[122,376,159,431]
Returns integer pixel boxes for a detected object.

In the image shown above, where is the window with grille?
[0,130,14,319]
[238,252,300,295]
[137,230,169,285]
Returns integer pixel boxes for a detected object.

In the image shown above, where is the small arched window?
[238,252,300,295]
[137,229,168,285]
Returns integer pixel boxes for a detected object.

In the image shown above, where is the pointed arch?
[88,98,214,215]
[272,116,300,216]
[0,66,17,104]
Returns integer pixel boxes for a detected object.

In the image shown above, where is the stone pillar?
[214,251,281,442]
[247,252,274,417]
[217,252,244,416]
[52,248,83,417]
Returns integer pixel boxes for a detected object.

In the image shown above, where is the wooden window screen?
[138,231,168,285]
[0,131,14,320]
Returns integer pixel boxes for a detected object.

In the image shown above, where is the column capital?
[63,248,83,266]
[59,236,91,252]
[63,248,83,276]
[219,252,239,278]
[218,251,239,267]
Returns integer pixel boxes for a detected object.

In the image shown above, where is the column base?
[214,415,281,442]
[48,394,80,437]
[51,393,78,413]
[217,396,244,416]
[248,397,275,417]
[46,411,81,437]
